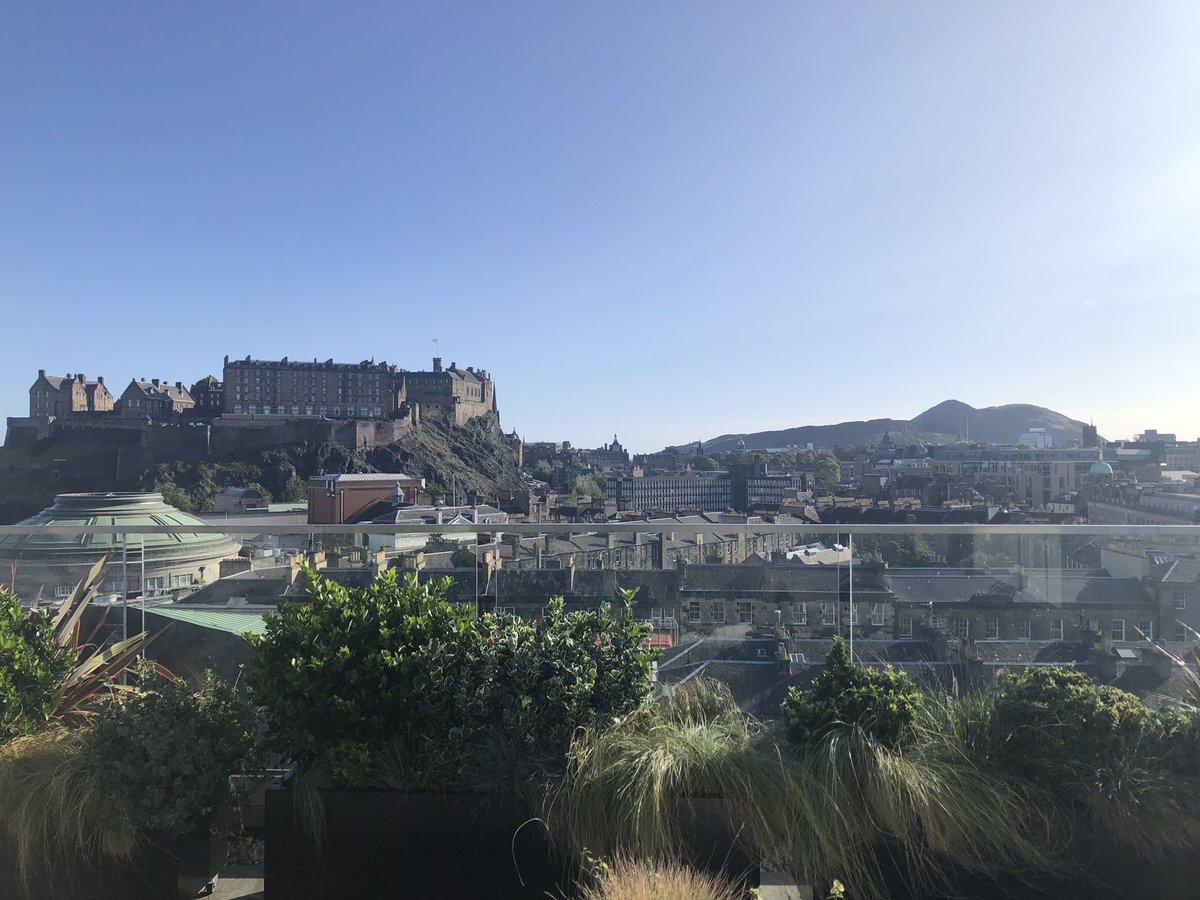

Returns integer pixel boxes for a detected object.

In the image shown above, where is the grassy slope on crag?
[0,417,522,522]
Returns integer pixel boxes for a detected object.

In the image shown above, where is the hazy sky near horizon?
[3,2,1199,452]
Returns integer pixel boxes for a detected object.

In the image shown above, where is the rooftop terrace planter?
[264,776,566,900]
[0,826,228,900]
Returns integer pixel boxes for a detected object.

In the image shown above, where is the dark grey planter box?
[265,777,566,899]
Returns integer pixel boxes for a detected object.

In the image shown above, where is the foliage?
[987,667,1153,785]
[531,460,553,481]
[782,637,922,748]
[88,665,260,837]
[0,671,259,894]
[574,474,606,499]
[0,727,133,892]
[879,535,935,567]
[249,567,653,788]
[475,595,653,768]
[689,456,719,472]
[243,481,273,504]
[813,450,840,485]
[577,857,740,900]
[155,479,195,511]
[549,679,1057,900]
[0,588,74,740]
[0,556,151,737]
[281,474,307,503]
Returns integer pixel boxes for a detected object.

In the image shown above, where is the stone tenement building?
[223,356,399,419]
[28,371,114,417]
[222,355,496,426]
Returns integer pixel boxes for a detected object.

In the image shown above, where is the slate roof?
[311,473,415,484]
[970,641,1087,665]
[886,569,1153,608]
[128,380,193,403]
[1157,557,1200,584]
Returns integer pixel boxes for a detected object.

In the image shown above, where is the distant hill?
[692,400,1089,453]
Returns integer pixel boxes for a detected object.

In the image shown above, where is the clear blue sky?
[3,2,1199,452]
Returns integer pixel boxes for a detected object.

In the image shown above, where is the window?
[248,404,257,414]
[1176,622,1188,642]
[952,617,970,639]
[1137,618,1153,641]
[737,601,753,624]
[898,616,913,638]
[1176,595,1188,611]
[821,602,836,626]
[54,584,72,598]
[144,576,164,594]
[1111,619,1126,642]
[793,602,807,625]
[984,617,999,640]
[1050,618,1064,640]
[169,574,193,589]
[1018,618,1031,639]
[688,600,702,624]
[713,602,726,624]
[871,603,884,626]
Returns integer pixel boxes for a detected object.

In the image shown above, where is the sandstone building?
[398,357,496,426]
[222,356,398,419]
[118,378,195,418]
[28,371,114,417]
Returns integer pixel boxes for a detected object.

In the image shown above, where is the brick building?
[307,473,426,524]
[28,371,114,417]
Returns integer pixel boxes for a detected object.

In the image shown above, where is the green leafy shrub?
[88,667,260,836]
[249,567,653,787]
[0,587,74,740]
[1147,703,1200,775]
[478,596,653,764]
[988,667,1152,784]
[781,637,922,747]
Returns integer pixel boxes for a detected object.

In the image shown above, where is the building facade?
[222,356,399,419]
[28,371,114,418]
[118,379,195,418]
[399,358,496,426]
[190,376,224,415]
[307,473,426,524]
[612,473,733,513]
